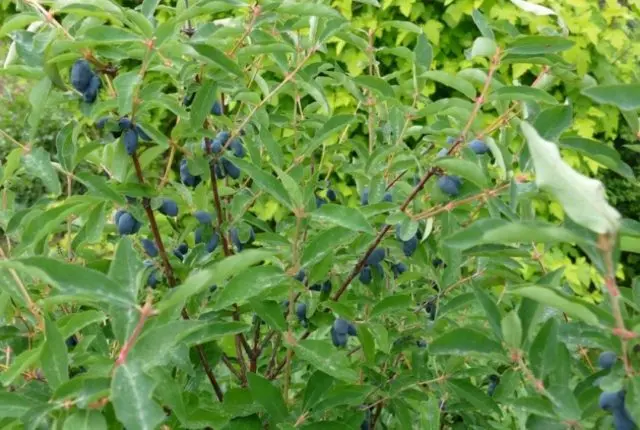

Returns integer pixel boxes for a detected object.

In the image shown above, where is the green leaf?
[71,202,108,249]
[0,391,39,418]
[470,37,497,58]
[20,200,92,250]
[472,9,494,40]
[303,371,334,410]
[357,323,375,364]
[421,71,476,100]
[75,172,127,204]
[111,363,165,430]
[191,43,243,77]
[108,237,144,301]
[28,77,52,139]
[354,75,395,98]
[384,20,422,34]
[156,249,274,313]
[581,84,640,111]
[114,72,141,117]
[445,219,585,249]
[23,147,61,195]
[521,121,621,234]
[533,104,572,141]
[489,86,557,104]
[63,410,107,430]
[58,310,106,338]
[370,294,412,319]
[448,379,501,415]
[3,257,135,307]
[180,321,250,346]
[414,33,432,70]
[473,286,503,340]
[212,266,287,310]
[249,299,287,331]
[508,35,574,55]
[430,328,503,355]
[501,311,522,348]
[508,286,599,325]
[41,315,69,390]
[301,227,359,267]
[310,204,374,234]
[559,137,634,179]
[190,78,217,129]
[299,114,356,157]
[434,158,487,187]
[291,340,359,382]
[246,373,288,424]
[83,26,144,44]
[55,121,76,172]
[278,3,344,18]
[0,348,41,386]
[230,158,292,210]
[529,318,558,380]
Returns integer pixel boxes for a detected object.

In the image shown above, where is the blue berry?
[360,188,369,206]
[65,335,78,349]
[294,270,306,283]
[295,302,307,323]
[598,351,617,370]
[211,100,223,116]
[118,117,132,130]
[359,266,372,284]
[117,212,141,235]
[469,139,490,154]
[123,129,138,155]
[135,125,151,141]
[316,197,327,208]
[194,210,213,224]
[82,74,101,103]
[326,189,337,201]
[229,138,245,158]
[366,248,385,265]
[141,238,158,257]
[383,192,392,202]
[114,209,126,225]
[96,117,109,129]
[180,159,202,188]
[70,59,93,92]
[158,199,178,217]
[402,235,418,257]
[177,243,188,255]
[221,157,240,179]
[206,233,219,253]
[331,327,348,348]
[391,262,407,278]
[437,175,461,196]
[182,92,195,107]
[333,318,351,336]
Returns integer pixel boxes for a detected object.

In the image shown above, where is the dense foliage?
[1,0,640,429]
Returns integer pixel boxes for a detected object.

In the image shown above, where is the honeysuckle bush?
[1,0,640,429]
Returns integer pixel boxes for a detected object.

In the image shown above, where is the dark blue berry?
[158,199,178,217]
[402,235,418,257]
[194,211,213,224]
[359,266,372,284]
[331,327,348,347]
[229,138,245,158]
[82,74,101,103]
[96,117,109,129]
[294,270,306,283]
[469,139,490,154]
[114,209,126,225]
[599,351,617,370]
[295,302,307,323]
[117,212,141,235]
[206,233,219,253]
[437,175,461,197]
[316,197,327,208]
[123,129,138,155]
[221,157,240,179]
[135,125,151,141]
[326,189,337,202]
[211,100,223,116]
[360,188,369,206]
[180,159,202,188]
[65,335,78,349]
[333,318,350,335]
[141,238,158,257]
[391,262,407,278]
[383,192,392,202]
[366,248,385,265]
[70,59,93,92]
[182,92,195,107]
[118,117,132,130]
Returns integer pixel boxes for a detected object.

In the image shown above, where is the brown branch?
[207,154,232,256]
[131,154,224,401]
[115,296,154,367]
[250,317,261,372]
[331,48,503,303]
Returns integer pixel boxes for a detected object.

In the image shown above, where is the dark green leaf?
[212,266,287,310]
[111,363,165,430]
[291,340,359,382]
[559,137,634,179]
[246,373,288,424]
[430,328,503,355]
[508,35,574,55]
[191,43,244,77]
[581,84,640,111]
[41,315,69,390]
[311,204,374,234]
